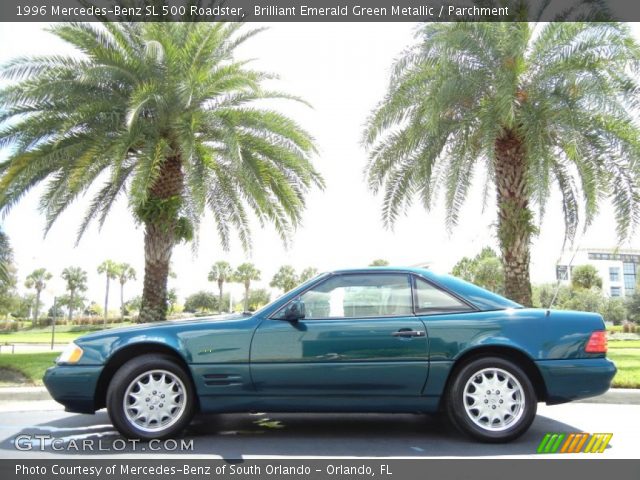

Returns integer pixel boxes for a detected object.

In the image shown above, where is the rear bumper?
[537,358,616,405]
[43,365,103,414]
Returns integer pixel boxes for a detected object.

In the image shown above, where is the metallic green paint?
[251,315,428,395]
[42,267,616,416]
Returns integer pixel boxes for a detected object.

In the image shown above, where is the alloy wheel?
[123,369,187,433]
[462,367,525,432]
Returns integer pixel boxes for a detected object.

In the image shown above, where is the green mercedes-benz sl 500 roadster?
[43,267,616,442]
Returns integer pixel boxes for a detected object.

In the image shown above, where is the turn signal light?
[585,331,607,354]
[56,342,84,364]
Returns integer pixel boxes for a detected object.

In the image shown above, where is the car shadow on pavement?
[0,411,583,459]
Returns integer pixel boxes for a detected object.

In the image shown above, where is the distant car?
[44,267,616,442]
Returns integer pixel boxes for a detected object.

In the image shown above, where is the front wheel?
[106,354,195,440]
[445,356,537,442]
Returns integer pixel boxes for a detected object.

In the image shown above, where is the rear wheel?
[445,356,537,442]
[106,354,195,440]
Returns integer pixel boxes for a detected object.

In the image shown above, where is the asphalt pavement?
[0,401,638,459]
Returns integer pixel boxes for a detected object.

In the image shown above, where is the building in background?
[556,248,640,298]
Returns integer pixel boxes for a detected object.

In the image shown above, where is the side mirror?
[283,299,305,322]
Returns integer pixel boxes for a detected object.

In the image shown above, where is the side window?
[297,274,413,319]
[414,277,472,314]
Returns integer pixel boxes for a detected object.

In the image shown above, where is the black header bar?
[0,0,636,22]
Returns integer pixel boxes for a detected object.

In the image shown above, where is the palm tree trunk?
[138,155,184,323]
[494,130,533,306]
[139,223,174,323]
[218,280,223,314]
[68,289,75,322]
[244,281,250,312]
[103,276,109,325]
[120,281,125,320]
[33,289,41,327]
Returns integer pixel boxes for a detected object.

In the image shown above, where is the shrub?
[599,298,627,325]
[0,320,19,332]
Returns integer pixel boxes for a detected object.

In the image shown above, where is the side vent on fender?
[202,373,243,386]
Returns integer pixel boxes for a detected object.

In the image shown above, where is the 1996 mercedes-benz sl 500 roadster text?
[44,267,616,442]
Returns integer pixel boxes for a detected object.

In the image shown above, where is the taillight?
[585,331,608,353]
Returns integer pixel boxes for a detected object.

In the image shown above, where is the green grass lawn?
[0,352,58,385]
[0,331,91,344]
[609,340,640,349]
[608,349,640,388]
[0,322,132,344]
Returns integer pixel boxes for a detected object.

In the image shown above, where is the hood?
[76,313,248,341]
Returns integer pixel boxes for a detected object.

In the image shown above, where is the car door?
[250,272,429,396]
[410,276,478,396]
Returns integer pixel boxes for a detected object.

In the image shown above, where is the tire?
[106,354,195,440]
[445,356,537,443]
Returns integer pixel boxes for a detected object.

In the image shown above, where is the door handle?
[316,352,343,360]
[392,330,425,338]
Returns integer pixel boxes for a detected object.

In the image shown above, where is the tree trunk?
[139,223,174,323]
[68,289,75,321]
[218,279,223,314]
[120,281,125,320]
[33,289,41,327]
[103,276,109,325]
[138,155,184,323]
[244,281,250,312]
[494,130,533,306]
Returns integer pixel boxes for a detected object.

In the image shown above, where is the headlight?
[56,342,84,364]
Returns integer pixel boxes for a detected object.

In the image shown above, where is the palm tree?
[208,261,232,314]
[117,263,136,320]
[97,259,119,324]
[61,267,88,321]
[270,265,299,292]
[364,22,640,306]
[0,23,322,323]
[0,229,12,286]
[233,263,261,312]
[24,268,52,326]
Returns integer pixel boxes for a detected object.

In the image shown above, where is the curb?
[0,386,51,402]
[0,386,638,404]
[575,388,640,405]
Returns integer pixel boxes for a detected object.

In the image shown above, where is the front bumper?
[537,358,617,405]
[43,365,103,413]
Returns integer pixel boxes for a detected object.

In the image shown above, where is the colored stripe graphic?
[560,434,575,453]
[584,433,613,453]
[537,433,552,453]
[538,433,613,453]
[573,433,590,453]
[549,433,565,453]
[560,433,588,453]
[537,433,566,453]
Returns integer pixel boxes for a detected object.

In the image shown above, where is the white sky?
[1,22,639,310]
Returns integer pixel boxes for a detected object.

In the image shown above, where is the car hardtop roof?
[326,266,522,310]
[329,266,433,277]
